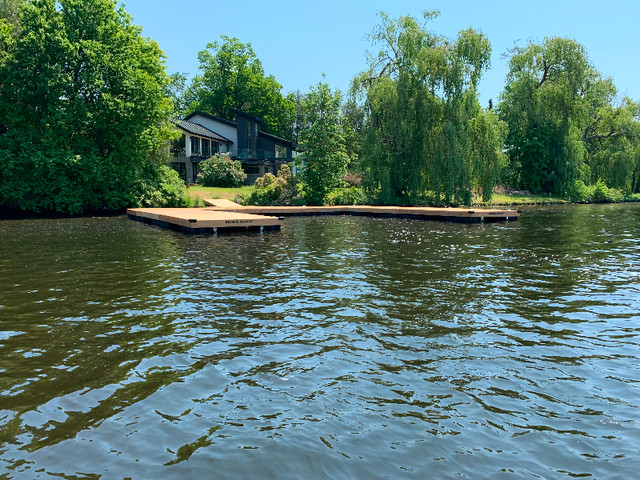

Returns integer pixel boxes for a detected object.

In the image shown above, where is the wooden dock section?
[127,208,283,234]
[203,200,519,223]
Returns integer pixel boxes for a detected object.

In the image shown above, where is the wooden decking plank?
[201,201,519,221]
[127,208,283,233]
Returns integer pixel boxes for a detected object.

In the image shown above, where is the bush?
[134,165,190,208]
[240,164,302,205]
[567,180,593,203]
[197,154,246,187]
[326,187,368,205]
[592,180,623,203]
[567,179,625,204]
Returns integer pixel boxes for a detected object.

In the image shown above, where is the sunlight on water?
[1,204,639,478]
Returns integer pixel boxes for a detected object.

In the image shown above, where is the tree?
[0,0,173,214]
[356,11,498,205]
[188,36,295,139]
[499,37,640,196]
[298,82,349,205]
[583,97,640,193]
[499,37,598,194]
[0,0,23,30]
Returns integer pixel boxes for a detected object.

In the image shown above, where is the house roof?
[173,118,233,144]
[185,111,237,128]
[231,108,264,124]
[183,110,298,150]
[259,131,296,149]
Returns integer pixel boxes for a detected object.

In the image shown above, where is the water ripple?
[1,204,639,478]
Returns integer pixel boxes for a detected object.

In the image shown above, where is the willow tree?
[500,37,640,196]
[356,11,502,205]
[583,96,640,194]
[499,38,595,194]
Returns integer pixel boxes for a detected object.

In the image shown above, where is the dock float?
[127,208,283,234]
[128,202,519,235]
[203,200,520,224]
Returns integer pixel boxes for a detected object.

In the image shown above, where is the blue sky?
[123,0,640,106]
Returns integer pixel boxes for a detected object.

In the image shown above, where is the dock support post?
[214,227,218,236]
[260,226,264,234]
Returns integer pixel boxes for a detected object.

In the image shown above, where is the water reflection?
[1,205,639,478]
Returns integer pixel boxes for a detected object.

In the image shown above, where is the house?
[170,110,296,184]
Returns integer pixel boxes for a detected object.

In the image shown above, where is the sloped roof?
[172,118,233,144]
[185,111,237,128]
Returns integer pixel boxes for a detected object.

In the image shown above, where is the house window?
[202,139,211,158]
[247,121,252,138]
[253,123,258,136]
[275,145,287,159]
[191,136,200,156]
[171,134,186,157]
[193,162,200,182]
[243,165,259,174]
[213,142,219,153]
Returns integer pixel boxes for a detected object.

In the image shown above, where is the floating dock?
[127,208,283,234]
[203,200,520,224]
[128,202,519,235]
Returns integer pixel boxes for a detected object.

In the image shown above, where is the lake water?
[1,204,639,479]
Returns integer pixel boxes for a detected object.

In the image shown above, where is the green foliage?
[298,82,349,205]
[356,11,499,206]
[584,98,640,193]
[0,0,22,29]
[499,37,640,197]
[500,37,599,194]
[0,0,174,214]
[135,165,190,208]
[325,187,368,206]
[567,179,624,203]
[188,36,295,139]
[197,154,246,188]
[241,164,301,205]
[466,109,508,202]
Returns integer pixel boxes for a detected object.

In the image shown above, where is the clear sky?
[123,0,640,107]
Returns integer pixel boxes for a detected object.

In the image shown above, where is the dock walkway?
[204,200,520,223]
[128,201,519,235]
[127,207,283,234]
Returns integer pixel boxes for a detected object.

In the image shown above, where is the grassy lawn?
[185,185,254,203]
[475,193,567,206]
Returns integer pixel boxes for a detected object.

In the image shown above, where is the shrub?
[240,164,302,205]
[592,180,623,203]
[197,154,246,187]
[567,180,593,203]
[326,187,368,205]
[567,179,625,204]
[134,165,190,208]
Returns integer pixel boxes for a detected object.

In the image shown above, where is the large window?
[191,136,200,156]
[171,134,186,157]
[202,139,211,158]
[275,145,287,159]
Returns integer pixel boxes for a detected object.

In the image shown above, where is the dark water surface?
[1,204,639,479]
